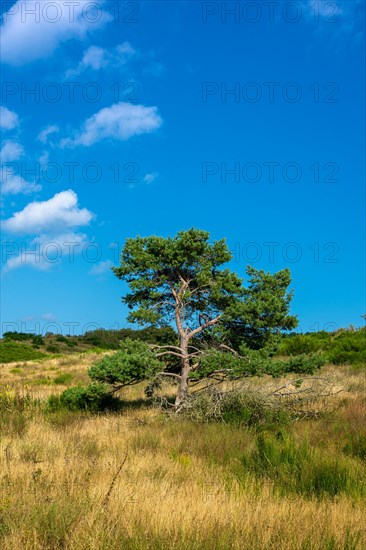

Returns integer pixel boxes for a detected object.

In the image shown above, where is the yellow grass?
[1,355,365,549]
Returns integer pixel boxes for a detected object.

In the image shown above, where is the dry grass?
[0,355,365,549]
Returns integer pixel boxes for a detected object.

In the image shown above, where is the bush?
[191,348,324,381]
[82,326,177,349]
[59,383,120,412]
[55,335,68,343]
[327,328,366,366]
[88,338,163,387]
[54,373,73,385]
[32,335,45,346]
[46,344,60,353]
[279,328,366,366]
[66,340,78,347]
[3,331,35,341]
[0,341,47,363]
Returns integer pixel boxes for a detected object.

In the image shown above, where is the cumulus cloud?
[2,190,93,234]
[0,106,19,130]
[61,102,162,148]
[89,259,113,276]
[143,172,159,184]
[1,171,41,195]
[1,140,24,162]
[0,0,112,66]
[37,125,60,144]
[66,42,136,77]
[3,231,89,272]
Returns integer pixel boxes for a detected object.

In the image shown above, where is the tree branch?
[188,315,221,339]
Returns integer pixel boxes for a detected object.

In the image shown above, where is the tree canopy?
[110,228,299,407]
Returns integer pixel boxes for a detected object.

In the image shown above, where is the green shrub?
[88,338,163,387]
[0,341,47,363]
[82,327,177,349]
[55,335,68,343]
[53,373,73,385]
[3,331,35,341]
[66,340,77,347]
[192,348,324,381]
[32,335,45,346]
[59,383,120,412]
[46,344,60,354]
[327,329,366,366]
[279,328,366,366]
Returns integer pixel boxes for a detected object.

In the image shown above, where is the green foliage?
[113,228,244,328]
[268,353,326,376]
[88,338,164,387]
[53,373,73,385]
[82,326,177,349]
[32,335,45,346]
[59,383,120,412]
[3,331,35,341]
[191,348,324,381]
[328,328,366,366]
[279,327,366,366]
[242,431,365,498]
[55,335,69,343]
[0,341,47,363]
[223,266,298,350]
[66,340,78,347]
[45,344,60,354]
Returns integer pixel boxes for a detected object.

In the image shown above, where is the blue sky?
[0,0,365,336]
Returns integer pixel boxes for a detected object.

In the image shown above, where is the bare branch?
[188,315,221,339]
[219,343,238,355]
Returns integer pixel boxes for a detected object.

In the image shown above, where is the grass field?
[1,352,365,549]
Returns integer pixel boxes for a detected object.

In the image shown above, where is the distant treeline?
[1,326,365,366]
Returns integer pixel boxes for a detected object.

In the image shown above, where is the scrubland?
[0,352,365,549]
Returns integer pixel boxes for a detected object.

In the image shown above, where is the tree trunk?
[174,337,190,408]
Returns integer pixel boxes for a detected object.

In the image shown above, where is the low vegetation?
[0,354,365,549]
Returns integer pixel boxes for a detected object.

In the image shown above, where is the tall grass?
[0,356,365,549]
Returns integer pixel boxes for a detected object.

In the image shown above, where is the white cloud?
[61,102,162,148]
[3,231,88,272]
[38,151,50,165]
[143,172,159,184]
[1,171,41,195]
[41,313,57,321]
[0,0,112,66]
[1,141,41,195]
[90,259,113,275]
[37,125,60,144]
[2,190,93,234]
[0,106,19,130]
[1,140,24,162]
[66,42,136,77]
